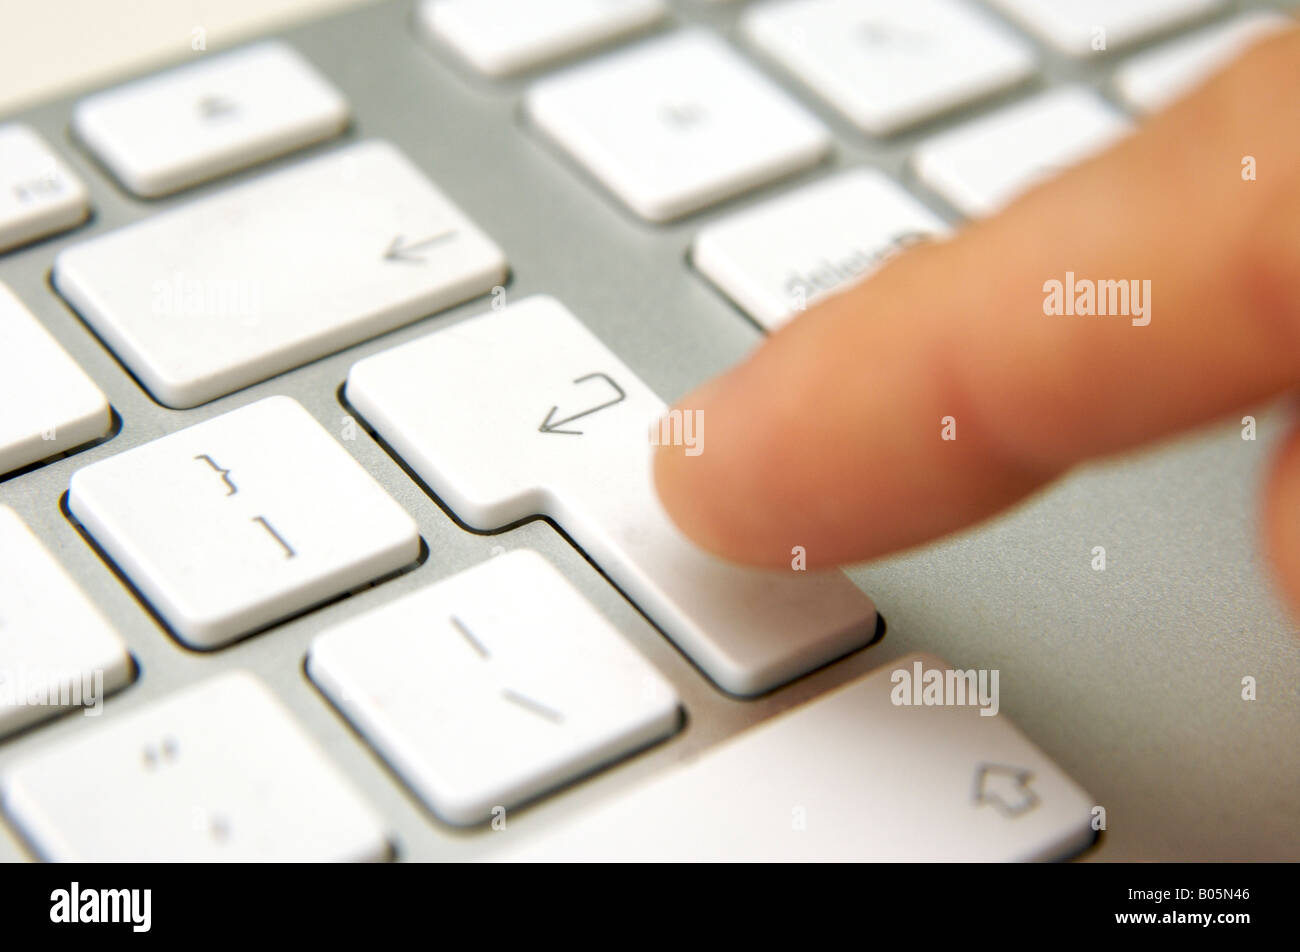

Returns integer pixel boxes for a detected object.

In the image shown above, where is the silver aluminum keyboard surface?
[0,0,1297,861]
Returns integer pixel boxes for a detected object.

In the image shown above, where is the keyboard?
[0,0,1295,862]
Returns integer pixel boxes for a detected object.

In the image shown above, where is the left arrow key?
[53,140,508,409]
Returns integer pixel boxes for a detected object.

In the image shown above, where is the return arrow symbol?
[539,373,626,435]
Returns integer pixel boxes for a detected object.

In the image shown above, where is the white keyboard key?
[54,140,507,408]
[1114,11,1291,113]
[68,396,420,649]
[525,30,832,221]
[2,671,388,861]
[0,124,89,253]
[987,0,1223,58]
[72,42,349,197]
[913,86,1131,218]
[418,0,667,77]
[495,653,1096,860]
[0,283,111,476]
[310,550,680,826]
[346,296,877,697]
[0,506,132,738]
[741,0,1037,136]
[693,169,948,332]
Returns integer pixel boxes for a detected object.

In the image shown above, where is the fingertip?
[651,376,780,568]
[652,432,707,548]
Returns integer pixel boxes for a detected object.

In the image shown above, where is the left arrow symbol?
[384,230,458,263]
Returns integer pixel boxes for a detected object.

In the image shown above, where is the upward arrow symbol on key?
[973,763,1040,818]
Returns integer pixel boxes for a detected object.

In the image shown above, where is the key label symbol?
[383,229,458,263]
[446,615,564,725]
[858,19,928,49]
[973,763,1039,818]
[659,101,707,129]
[196,94,239,120]
[538,372,626,435]
[194,454,237,495]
